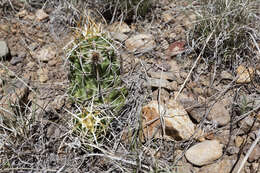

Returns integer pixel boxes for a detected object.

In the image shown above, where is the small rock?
[51,95,65,110]
[36,47,56,62]
[226,146,239,155]
[236,65,254,84]
[142,100,195,141]
[35,9,49,21]
[198,157,233,173]
[29,43,38,51]
[235,136,244,147]
[221,71,233,80]
[110,32,128,42]
[152,88,170,103]
[144,78,176,91]
[185,140,223,166]
[125,34,156,53]
[10,56,23,65]
[27,61,35,69]
[16,10,27,18]
[207,100,230,126]
[148,71,177,81]
[0,41,9,59]
[165,41,186,57]
[37,68,49,83]
[0,24,10,33]
[107,22,131,33]
[162,11,174,23]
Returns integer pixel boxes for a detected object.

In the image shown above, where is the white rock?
[185,140,223,166]
[125,34,156,53]
[236,65,254,84]
[107,22,131,33]
[0,41,9,58]
[142,100,195,141]
[36,47,56,62]
[35,9,49,21]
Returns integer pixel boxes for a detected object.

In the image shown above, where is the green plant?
[67,16,127,142]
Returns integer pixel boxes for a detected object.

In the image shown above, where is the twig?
[236,128,260,173]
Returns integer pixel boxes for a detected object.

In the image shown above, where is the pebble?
[185,140,223,166]
[125,34,156,53]
[0,41,9,59]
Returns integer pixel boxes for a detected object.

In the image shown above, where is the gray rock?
[0,41,9,59]
[207,100,230,126]
[185,140,223,166]
[125,34,156,53]
[10,56,23,65]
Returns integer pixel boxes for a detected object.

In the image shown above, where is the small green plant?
[67,16,127,142]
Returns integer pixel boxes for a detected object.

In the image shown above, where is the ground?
[0,0,260,172]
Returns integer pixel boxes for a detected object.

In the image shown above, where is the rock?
[248,144,260,162]
[107,22,131,33]
[110,32,128,42]
[141,100,195,141]
[0,41,9,59]
[10,56,23,65]
[185,140,223,166]
[226,146,239,155]
[148,71,177,81]
[125,34,156,53]
[152,88,170,103]
[162,11,174,23]
[0,24,10,33]
[236,65,254,84]
[235,136,244,147]
[35,9,49,21]
[37,68,49,83]
[51,95,65,110]
[144,78,176,91]
[207,100,230,126]
[36,47,56,62]
[198,157,233,173]
[165,41,186,57]
[16,10,27,18]
[221,71,233,80]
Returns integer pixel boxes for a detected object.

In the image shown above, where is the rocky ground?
[0,0,260,172]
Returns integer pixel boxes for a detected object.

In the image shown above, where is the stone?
[16,10,27,18]
[141,100,195,141]
[125,34,156,53]
[51,95,65,110]
[0,41,9,59]
[110,32,128,42]
[235,136,244,147]
[37,68,49,83]
[36,47,56,62]
[221,71,233,80]
[144,78,176,91]
[198,157,233,173]
[207,100,230,126]
[35,9,49,21]
[162,11,174,23]
[148,71,177,81]
[107,22,131,33]
[236,65,254,84]
[0,24,10,33]
[185,140,223,166]
[10,56,23,65]
[165,41,186,57]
